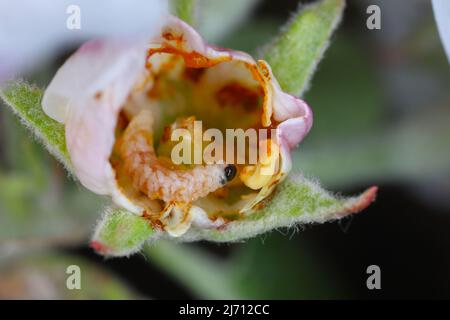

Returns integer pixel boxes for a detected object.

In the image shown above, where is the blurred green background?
[1,0,450,299]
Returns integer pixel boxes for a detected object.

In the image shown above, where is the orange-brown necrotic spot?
[184,68,206,82]
[162,31,184,42]
[94,91,103,100]
[216,82,263,112]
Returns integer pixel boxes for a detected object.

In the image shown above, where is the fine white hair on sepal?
[432,0,450,64]
[0,0,168,82]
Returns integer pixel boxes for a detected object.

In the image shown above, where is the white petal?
[43,38,148,123]
[432,0,450,63]
[0,0,168,81]
[43,38,148,195]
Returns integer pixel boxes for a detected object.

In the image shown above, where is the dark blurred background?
[1,0,450,299]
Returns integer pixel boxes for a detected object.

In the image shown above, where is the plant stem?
[143,241,241,299]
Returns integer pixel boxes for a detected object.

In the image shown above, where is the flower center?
[110,50,278,216]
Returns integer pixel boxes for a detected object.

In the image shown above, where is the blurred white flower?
[0,0,168,82]
[432,0,450,64]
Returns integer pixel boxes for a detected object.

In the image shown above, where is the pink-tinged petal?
[43,38,148,123]
[274,91,313,125]
[261,62,313,150]
[277,117,311,151]
[277,100,313,151]
[43,38,148,196]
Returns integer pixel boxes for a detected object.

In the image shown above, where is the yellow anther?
[240,139,280,190]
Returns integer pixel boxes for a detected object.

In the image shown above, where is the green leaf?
[0,172,102,245]
[179,173,377,242]
[1,108,51,182]
[170,0,198,26]
[0,81,72,172]
[94,174,376,256]
[0,86,101,245]
[91,207,158,257]
[262,0,345,96]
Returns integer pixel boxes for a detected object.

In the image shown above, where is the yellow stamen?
[240,139,280,190]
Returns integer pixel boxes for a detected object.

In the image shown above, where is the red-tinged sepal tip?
[90,241,110,255]
[337,186,378,219]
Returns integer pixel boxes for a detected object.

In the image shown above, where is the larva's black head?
[224,164,237,183]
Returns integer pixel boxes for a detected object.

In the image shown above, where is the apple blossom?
[42,16,313,236]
